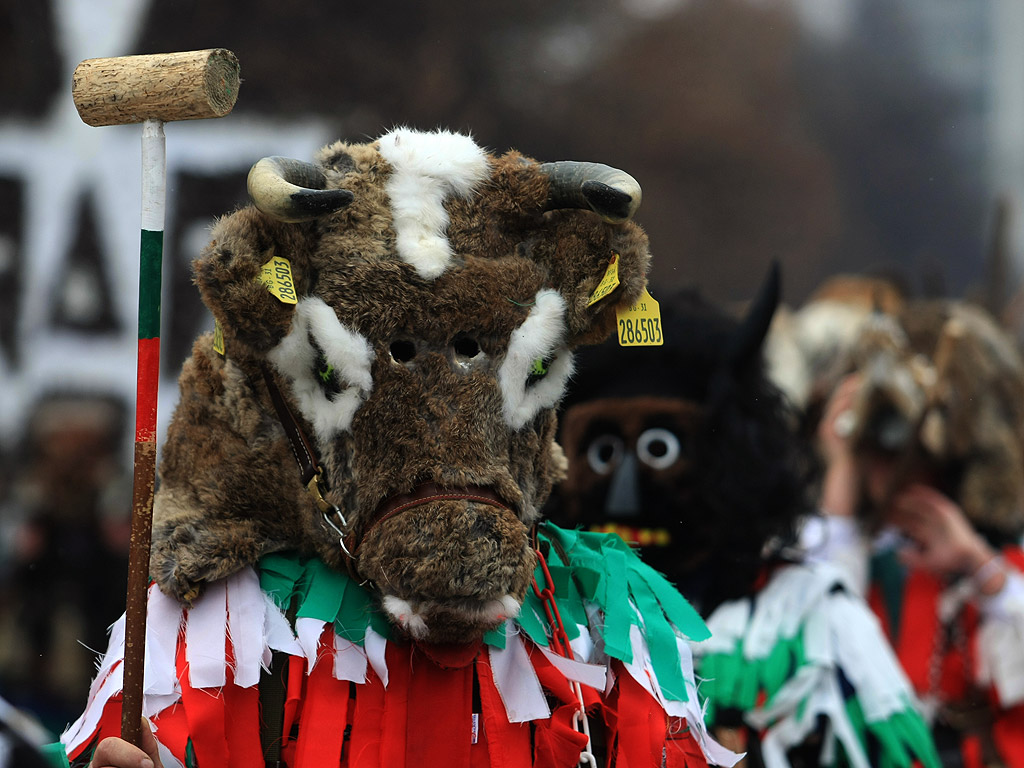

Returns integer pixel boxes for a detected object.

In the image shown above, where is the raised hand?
[890,483,1005,594]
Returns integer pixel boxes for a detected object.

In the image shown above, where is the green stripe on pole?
[139,228,163,339]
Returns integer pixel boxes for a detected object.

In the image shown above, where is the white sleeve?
[798,514,871,595]
[975,567,1024,707]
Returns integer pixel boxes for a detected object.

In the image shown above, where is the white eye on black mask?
[586,435,624,475]
[636,428,681,470]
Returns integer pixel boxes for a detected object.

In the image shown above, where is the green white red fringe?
[694,561,940,768]
[60,523,738,768]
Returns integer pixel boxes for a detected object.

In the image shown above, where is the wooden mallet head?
[72,48,239,126]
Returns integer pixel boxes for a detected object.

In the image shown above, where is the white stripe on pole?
[141,119,166,232]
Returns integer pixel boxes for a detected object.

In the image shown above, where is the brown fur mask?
[843,299,1024,540]
[152,128,651,643]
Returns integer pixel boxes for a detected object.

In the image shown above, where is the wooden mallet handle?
[72,48,239,126]
[71,48,239,749]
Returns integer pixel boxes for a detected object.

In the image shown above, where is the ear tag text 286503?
[616,288,663,346]
[258,256,298,304]
[587,253,620,307]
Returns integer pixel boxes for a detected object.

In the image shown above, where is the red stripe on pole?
[135,336,161,443]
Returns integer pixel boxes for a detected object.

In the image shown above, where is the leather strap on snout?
[353,483,512,557]
[260,364,355,565]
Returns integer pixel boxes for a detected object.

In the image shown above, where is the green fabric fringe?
[525,523,709,702]
[260,552,391,643]
[699,633,941,768]
[39,742,71,768]
[257,523,708,704]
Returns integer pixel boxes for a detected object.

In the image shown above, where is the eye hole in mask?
[390,339,418,364]
[453,334,482,360]
[586,434,624,475]
[527,356,554,387]
[312,341,342,398]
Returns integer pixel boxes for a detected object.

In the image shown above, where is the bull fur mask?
[842,299,1024,542]
[152,128,651,643]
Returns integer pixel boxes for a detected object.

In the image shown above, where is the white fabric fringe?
[696,562,923,768]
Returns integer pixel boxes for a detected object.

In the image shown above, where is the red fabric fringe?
[603,663,709,768]
[294,628,350,768]
[67,631,706,768]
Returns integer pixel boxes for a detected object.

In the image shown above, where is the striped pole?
[71,49,239,747]
[121,119,166,746]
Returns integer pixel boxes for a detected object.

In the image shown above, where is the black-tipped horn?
[538,161,642,223]
[247,156,354,223]
[724,261,781,373]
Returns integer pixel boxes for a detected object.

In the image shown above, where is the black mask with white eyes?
[584,428,683,476]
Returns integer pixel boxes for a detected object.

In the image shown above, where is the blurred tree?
[795,0,988,299]
[136,0,593,140]
[523,0,841,305]
[142,0,845,306]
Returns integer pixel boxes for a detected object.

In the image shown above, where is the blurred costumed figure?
[550,265,940,768]
[804,295,1024,768]
[0,395,128,735]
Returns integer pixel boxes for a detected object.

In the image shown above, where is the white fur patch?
[268,297,374,443]
[499,289,574,430]
[377,127,490,280]
[381,594,521,641]
[487,595,523,624]
[382,595,429,640]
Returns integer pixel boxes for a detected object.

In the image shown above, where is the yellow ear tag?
[587,253,621,307]
[258,256,298,304]
[213,320,225,356]
[616,288,664,346]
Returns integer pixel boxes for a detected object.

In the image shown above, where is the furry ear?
[193,208,317,361]
[533,162,650,346]
[439,151,652,350]
[535,211,652,348]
